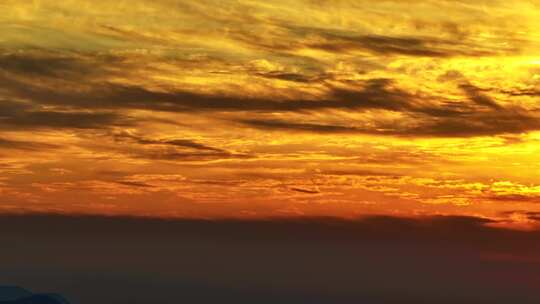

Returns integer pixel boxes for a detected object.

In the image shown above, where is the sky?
[2,1,540,225]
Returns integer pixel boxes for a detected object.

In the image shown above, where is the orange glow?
[1,0,540,227]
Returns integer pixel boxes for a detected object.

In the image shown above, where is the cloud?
[2,51,537,138]
[238,119,363,134]
[113,131,226,153]
[237,109,540,138]
[235,21,518,58]
[6,110,128,130]
[459,83,503,110]
[488,195,540,203]
[3,76,409,113]
[253,71,321,83]
[290,187,320,194]
[233,77,540,138]
[0,52,91,77]
[501,211,540,222]
[501,88,540,97]
[304,33,498,57]
[5,58,537,138]
[0,99,130,130]
[0,74,454,119]
[2,0,540,226]
[126,150,249,162]
[0,137,59,151]
[402,111,540,137]
[321,169,401,177]
[114,180,155,188]
[110,131,251,161]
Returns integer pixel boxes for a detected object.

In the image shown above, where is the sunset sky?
[2,0,540,225]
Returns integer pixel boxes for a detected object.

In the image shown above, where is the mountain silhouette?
[0,287,68,304]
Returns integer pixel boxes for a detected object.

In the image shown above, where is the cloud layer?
[1,0,540,221]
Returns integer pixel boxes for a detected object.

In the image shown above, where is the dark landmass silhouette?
[0,287,68,304]
[0,287,32,301]
[3,214,540,304]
